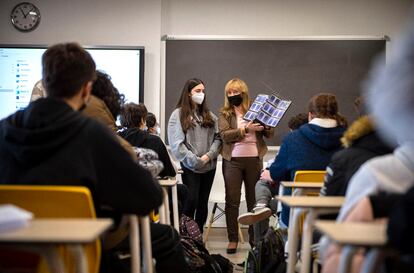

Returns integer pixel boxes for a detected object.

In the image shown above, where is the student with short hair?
[119,103,176,178]
[0,42,189,273]
[288,112,308,131]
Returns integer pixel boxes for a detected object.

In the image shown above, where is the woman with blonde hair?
[218,78,273,252]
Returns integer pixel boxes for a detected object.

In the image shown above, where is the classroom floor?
[203,227,250,273]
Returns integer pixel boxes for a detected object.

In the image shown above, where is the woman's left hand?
[201,154,210,164]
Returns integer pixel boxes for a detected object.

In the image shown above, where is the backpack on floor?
[179,214,203,243]
[181,236,232,273]
[211,254,233,273]
[244,226,286,273]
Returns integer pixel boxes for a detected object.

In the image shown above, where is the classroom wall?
[0,0,412,227]
[0,0,162,116]
[0,0,413,123]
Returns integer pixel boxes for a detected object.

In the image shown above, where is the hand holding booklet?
[0,204,33,232]
[243,94,292,127]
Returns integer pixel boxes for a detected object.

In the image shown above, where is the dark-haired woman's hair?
[308,93,347,127]
[91,70,125,119]
[120,102,147,128]
[146,112,157,129]
[175,78,214,132]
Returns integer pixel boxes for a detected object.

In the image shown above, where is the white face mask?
[191,92,205,105]
[156,126,161,136]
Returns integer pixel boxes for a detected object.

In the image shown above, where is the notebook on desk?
[0,204,33,233]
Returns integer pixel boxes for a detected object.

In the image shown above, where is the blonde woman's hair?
[220,78,250,117]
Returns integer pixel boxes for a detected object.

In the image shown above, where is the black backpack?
[180,236,233,273]
[244,227,286,273]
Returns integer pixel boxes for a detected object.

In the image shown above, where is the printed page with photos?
[243,94,291,127]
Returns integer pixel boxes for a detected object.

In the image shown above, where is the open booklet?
[243,94,292,127]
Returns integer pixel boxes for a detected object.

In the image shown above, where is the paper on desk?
[0,204,33,232]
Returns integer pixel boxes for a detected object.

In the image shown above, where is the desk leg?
[339,245,357,273]
[300,210,316,273]
[42,245,66,273]
[172,184,180,231]
[141,216,153,273]
[68,245,88,273]
[129,215,141,273]
[287,208,303,273]
[159,189,167,224]
[163,188,171,225]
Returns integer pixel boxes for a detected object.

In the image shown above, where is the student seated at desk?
[320,17,414,273]
[146,112,161,136]
[119,103,176,178]
[0,43,189,273]
[321,104,393,198]
[238,94,346,245]
[119,103,188,217]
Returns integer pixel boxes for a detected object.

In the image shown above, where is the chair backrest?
[292,171,326,235]
[0,185,100,273]
[293,170,326,183]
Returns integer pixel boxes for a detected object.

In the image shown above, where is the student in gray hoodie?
[168,78,221,232]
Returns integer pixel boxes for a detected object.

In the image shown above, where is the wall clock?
[11,2,41,32]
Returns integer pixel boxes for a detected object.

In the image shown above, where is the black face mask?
[228,94,243,106]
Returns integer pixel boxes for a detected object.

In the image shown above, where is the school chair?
[291,171,326,273]
[0,185,153,273]
[292,170,326,196]
[291,170,326,237]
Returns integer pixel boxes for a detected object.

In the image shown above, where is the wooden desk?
[0,218,112,273]
[315,221,386,246]
[315,220,387,273]
[277,196,344,208]
[159,179,179,231]
[277,196,345,273]
[281,181,324,189]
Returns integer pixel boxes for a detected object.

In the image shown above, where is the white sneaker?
[238,207,272,225]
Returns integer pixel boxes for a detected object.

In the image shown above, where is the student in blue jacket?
[239,93,346,241]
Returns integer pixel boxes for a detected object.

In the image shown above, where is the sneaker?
[238,207,272,225]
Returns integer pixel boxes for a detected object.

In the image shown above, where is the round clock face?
[11,2,41,32]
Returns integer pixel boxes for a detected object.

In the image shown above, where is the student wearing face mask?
[218,78,274,253]
[168,78,222,232]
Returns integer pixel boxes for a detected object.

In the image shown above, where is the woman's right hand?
[245,121,264,132]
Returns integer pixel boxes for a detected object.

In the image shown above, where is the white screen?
[0,46,143,120]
